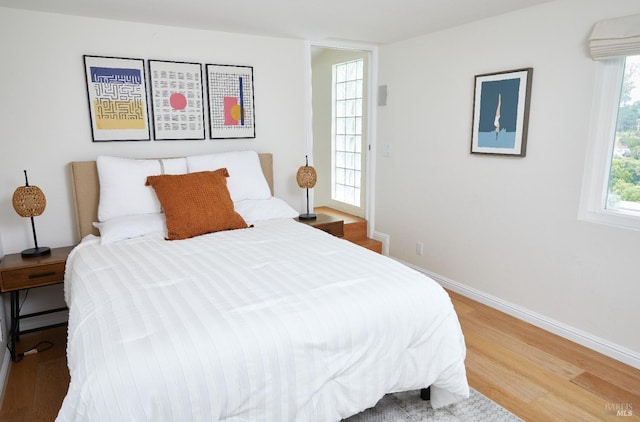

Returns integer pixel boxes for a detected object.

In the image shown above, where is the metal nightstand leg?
[9,290,19,361]
[7,290,68,362]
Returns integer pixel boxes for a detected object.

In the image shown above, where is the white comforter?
[58,219,468,421]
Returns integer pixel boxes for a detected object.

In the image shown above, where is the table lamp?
[12,170,51,257]
[296,155,317,220]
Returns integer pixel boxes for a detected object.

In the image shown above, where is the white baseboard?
[372,231,390,256]
[396,258,640,370]
[18,311,68,333]
[0,345,10,407]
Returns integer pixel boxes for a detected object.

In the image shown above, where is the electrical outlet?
[416,241,424,256]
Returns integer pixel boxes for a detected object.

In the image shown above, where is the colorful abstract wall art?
[83,55,150,141]
[206,64,255,139]
[148,60,205,140]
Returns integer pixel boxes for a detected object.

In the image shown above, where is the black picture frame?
[471,68,533,156]
[205,64,256,139]
[83,55,151,142]
[148,60,205,140]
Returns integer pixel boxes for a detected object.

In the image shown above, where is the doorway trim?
[304,39,379,237]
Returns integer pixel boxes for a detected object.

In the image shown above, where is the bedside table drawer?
[314,220,344,237]
[295,214,345,237]
[1,262,66,291]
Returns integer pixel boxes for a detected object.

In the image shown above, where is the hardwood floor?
[1,291,639,421]
[450,290,640,421]
[0,325,69,422]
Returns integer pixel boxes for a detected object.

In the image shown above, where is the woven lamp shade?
[296,165,317,189]
[13,185,46,217]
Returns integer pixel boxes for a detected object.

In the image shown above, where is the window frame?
[331,59,364,209]
[579,57,640,230]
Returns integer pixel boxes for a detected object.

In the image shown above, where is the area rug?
[344,388,523,421]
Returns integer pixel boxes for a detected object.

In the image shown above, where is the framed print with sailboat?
[471,68,533,156]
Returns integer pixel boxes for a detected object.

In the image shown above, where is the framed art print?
[148,60,205,140]
[83,55,150,142]
[471,68,533,156]
[206,64,255,139]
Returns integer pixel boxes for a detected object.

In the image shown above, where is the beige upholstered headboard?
[69,153,274,241]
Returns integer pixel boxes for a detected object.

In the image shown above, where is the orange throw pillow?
[145,169,248,240]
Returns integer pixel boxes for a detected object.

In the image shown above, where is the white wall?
[376,0,640,362]
[0,7,308,371]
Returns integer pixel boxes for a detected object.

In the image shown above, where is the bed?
[57,151,469,421]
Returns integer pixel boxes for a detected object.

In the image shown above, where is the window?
[580,55,640,229]
[581,14,640,230]
[332,59,363,207]
[607,55,640,214]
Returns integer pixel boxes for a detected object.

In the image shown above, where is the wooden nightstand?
[295,214,344,237]
[0,245,74,361]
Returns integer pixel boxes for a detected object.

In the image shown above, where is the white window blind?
[589,13,640,60]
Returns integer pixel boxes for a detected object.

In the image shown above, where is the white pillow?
[93,213,166,244]
[233,197,299,224]
[160,157,188,175]
[96,156,188,222]
[186,150,271,202]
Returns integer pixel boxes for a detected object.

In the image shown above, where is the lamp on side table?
[12,170,50,258]
[296,155,317,220]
